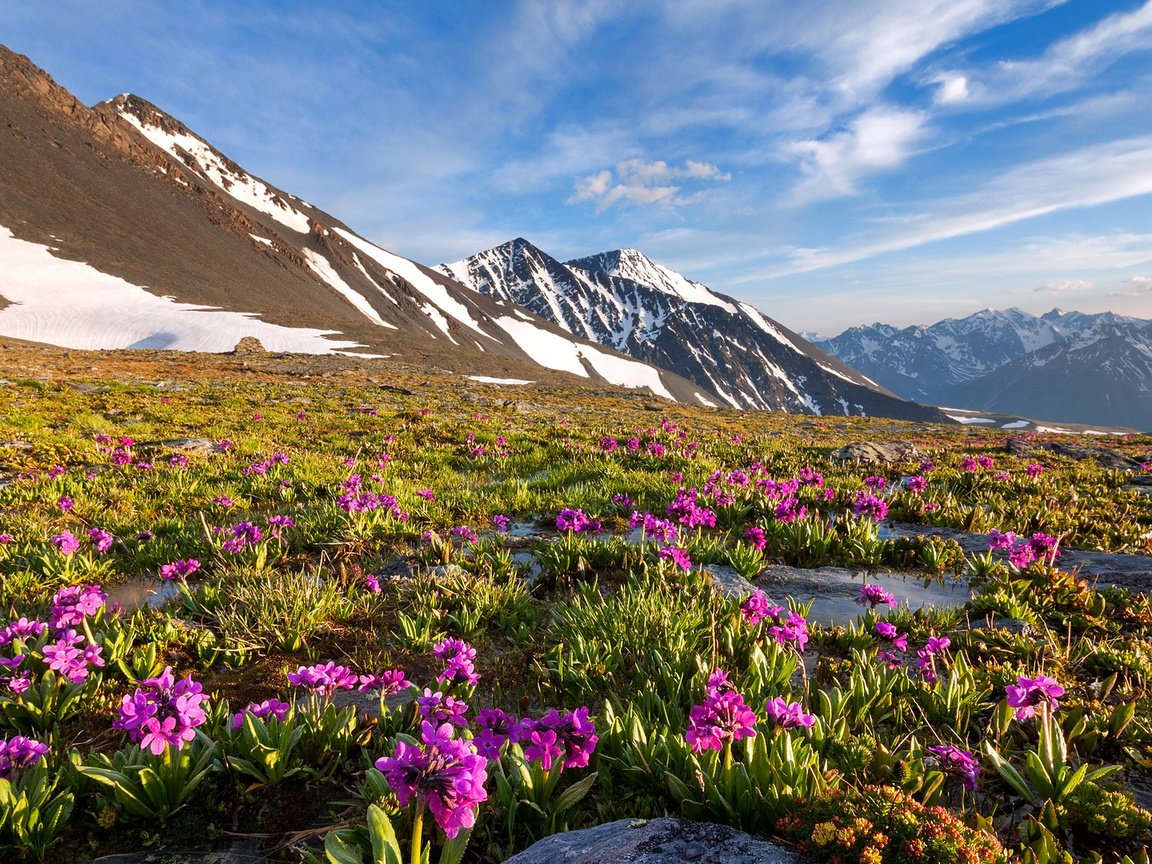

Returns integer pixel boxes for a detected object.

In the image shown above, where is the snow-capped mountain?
[437,238,947,421]
[0,45,712,404]
[817,308,1152,430]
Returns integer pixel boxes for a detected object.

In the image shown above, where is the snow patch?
[302,249,396,329]
[119,111,312,233]
[467,375,533,385]
[0,226,363,354]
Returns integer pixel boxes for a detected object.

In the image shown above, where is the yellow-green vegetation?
[0,368,1149,864]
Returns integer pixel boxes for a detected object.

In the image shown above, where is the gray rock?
[152,437,227,454]
[503,818,802,864]
[830,441,923,465]
[702,564,759,600]
[1005,438,1146,472]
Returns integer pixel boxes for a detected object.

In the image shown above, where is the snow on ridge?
[302,249,396,330]
[468,375,533,385]
[0,226,364,354]
[118,109,312,234]
[493,316,672,399]
[601,250,737,313]
[333,228,489,340]
[737,302,802,352]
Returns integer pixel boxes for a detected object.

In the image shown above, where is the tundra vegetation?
[0,368,1149,864]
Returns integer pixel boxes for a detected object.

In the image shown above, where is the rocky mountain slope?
[438,238,946,421]
[0,45,709,404]
[817,308,1152,430]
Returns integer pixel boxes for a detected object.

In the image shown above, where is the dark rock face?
[502,818,802,864]
[439,239,951,423]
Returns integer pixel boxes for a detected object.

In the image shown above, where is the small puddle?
[105,577,182,613]
[761,565,971,627]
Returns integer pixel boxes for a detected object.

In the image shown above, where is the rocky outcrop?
[1005,438,1148,472]
[502,818,802,864]
[830,441,923,464]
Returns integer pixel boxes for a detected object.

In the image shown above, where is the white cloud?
[745,136,1152,278]
[785,106,928,202]
[960,1,1152,104]
[1124,274,1152,290]
[1034,279,1091,294]
[568,159,730,212]
[934,74,970,104]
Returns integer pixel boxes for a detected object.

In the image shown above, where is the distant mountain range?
[815,308,1152,430]
[0,44,946,423]
[437,239,944,420]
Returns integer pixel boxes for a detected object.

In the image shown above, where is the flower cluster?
[418,688,470,726]
[49,584,107,630]
[159,558,201,581]
[685,670,758,752]
[629,510,680,544]
[763,697,816,731]
[555,508,602,533]
[666,487,716,528]
[1006,675,1064,720]
[288,662,358,697]
[432,638,480,687]
[375,720,489,839]
[516,706,598,771]
[916,635,951,685]
[927,744,980,791]
[852,491,888,521]
[42,629,105,682]
[856,584,896,609]
[230,698,291,730]
[113,667,208,754]
[358,668,410,695]
[0,734,50,778]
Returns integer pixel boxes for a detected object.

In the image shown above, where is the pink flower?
[1006,675,1064,720]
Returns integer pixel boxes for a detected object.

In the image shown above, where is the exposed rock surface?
[702,563,759,600]
[502,818,802,864]
[830,441,923,464]
[1005,438,1148,472]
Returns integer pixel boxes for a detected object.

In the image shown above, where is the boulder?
[702,564,759,600]
[829,441,922,465]
[502,818,802,864]
[1005,438,1146,472]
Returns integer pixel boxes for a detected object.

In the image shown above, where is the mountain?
[437,239,947,421]
[0,45,710,404]
[817,308,1152,430]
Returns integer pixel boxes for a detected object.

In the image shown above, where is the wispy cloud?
[946,0,1152,105]
[1035,279,1091,294]
[1112,274,1152,296]
[568,159,730,212]
[784,105,928,202]
[744,136,1152,278]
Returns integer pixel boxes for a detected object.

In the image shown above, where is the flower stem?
[411,804,424,864]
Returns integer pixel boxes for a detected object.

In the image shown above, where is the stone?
[702,564,759,600]
[232,336,266,355]
[502,817,802,864]
[1005,438,1146,472]
[829,441,922,465]
[153,437,227,454]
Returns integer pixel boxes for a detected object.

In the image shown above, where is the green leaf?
[366,804,403,864]
[983,742,1034,800]
[325,830,366,864]
[437,827,472,864]
[552,771,597,814]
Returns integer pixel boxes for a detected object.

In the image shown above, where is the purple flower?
[374,720,489,839]
[875,621,909,652]
[741,589,772,626]
[492,514,511,532]
[611,493,633,509]
[213,495,235,508]
[856,584,896,609]
[0,533,13,544]
[357,668,411,695]
[451,525,479,544]
[516,707,598,770]
[903,475,928,494]
[432,638,480,687]
[666,487,716,528]
[763,697,816,731]
[767,608,810,651]
[49,584,106,630]
[288,662,358,698]
[51,531,80,556]
[113,667,208,754]
[417,688,470,726]
[600,436,618,452]
[685,688,758,753]
[961,457,978,472]
[364,573,382,593]
[42,638,104,683]
[1006,675,1064,720]
[852,491,888,521]
[57,496,74,513]
[0,735,50,778]
[863,475,887,491]
[988,529,1016,550]
[159,558,200,581]
[743,526,766,551]
[927,744,981,791]
[658,545,693,571]
[0,617,46,646]
[798,467,824,488]
[555,508,601,533]
[230,698,291,730]
[474,708,515,760]
[977,455,995,469]
[774,498,807,523]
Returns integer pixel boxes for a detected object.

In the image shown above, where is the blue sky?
[2,0,1151,334]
